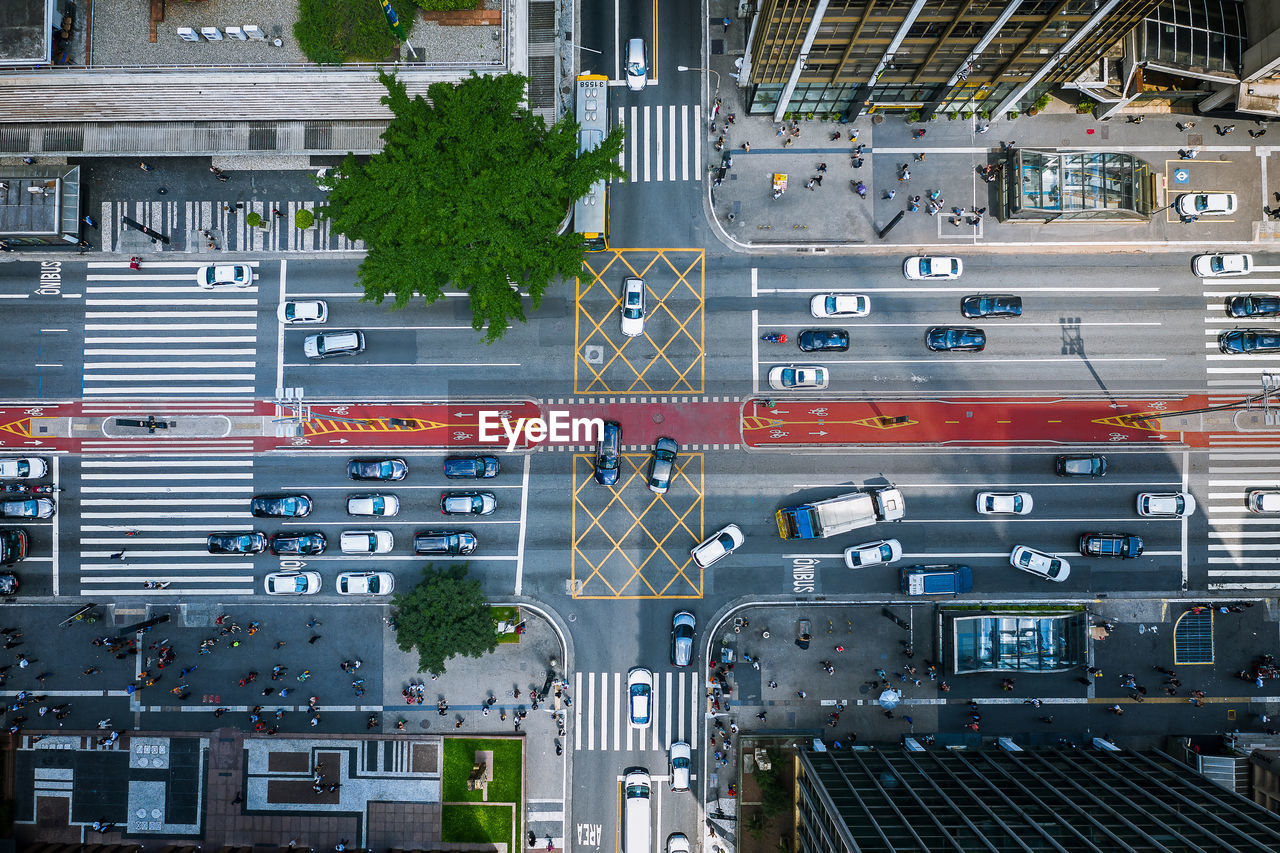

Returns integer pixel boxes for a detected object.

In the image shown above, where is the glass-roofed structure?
[1002,149,1155,222]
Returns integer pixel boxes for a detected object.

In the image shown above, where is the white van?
[623,768,652,853]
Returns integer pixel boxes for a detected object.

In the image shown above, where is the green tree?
[294,0,408,65]
[392,564,498,675]
[322,71,627,343]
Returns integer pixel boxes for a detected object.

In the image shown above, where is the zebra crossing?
[616,104,704,183]
[101,200,364,253]
[572,670,701,752]
[83,261,261,398]
[1203,269,1280,395]
[1205,450,1280,590]
[76,456,258,598]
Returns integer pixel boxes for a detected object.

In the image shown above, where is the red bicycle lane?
[741,396,1212,448]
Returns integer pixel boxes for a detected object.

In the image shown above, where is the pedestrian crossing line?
[80,443,259,453]
[81,524,252,531]
[80,564,253,574]
[84,361,257,369]
[81,471,254,479]
[573,670,700,752]
[80,456,258,465]
[82,537,205,545]
[1209,531,1280,538]
[80,498,248,506]
[617,103,703,183]
[84,323,258,331]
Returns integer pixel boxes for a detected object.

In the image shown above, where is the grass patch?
[493,605,521,644]
[442,737,523,803]
[441,803,515,847]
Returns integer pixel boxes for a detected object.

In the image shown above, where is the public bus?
[574,73,610,251]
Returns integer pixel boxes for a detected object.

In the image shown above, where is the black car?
[1219,329,1280,354]
[1079,532,1144,559]
[443,456,500,479]
[961,294,1022,319]
[250,494,313,518]
[1227,295,1280,318]
[925,327,986,352]
[268,532,327,556]
[1055,454,1107,477]
[647,437,679,494]
[207,531,268,555]
[797,329,850,352]
[347,458,408,481]
[413,531,478,556]
[595,421,621,486]
[0,529,27,565]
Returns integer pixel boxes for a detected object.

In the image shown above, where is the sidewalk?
[704,12,1276,252]
[705,596,1280,853]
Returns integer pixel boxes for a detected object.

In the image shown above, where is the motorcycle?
[760,333,788,344]
[3,484,58,494]
[142,580,171,590]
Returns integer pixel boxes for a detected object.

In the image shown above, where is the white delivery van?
[623,768,652,853]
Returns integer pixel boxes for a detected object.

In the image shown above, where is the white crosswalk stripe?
[526,799,565,852]
[76,456,258,597]
[572,670,700,752]
[617,104,703,182]
[82,263,261,398]
[1202,278,1280,394]
[1205,452,1280,589]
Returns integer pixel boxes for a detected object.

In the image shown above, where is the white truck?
[775,487,905,539]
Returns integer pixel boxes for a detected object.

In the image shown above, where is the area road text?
[479,410,604,452]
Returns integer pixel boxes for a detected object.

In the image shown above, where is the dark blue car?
[925,327,986,352]
[443,456,500,479]
[1219,329,1280,354]
[798,329,850,352]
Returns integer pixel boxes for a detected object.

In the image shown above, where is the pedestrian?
[455,718,464,728]
[742,141,750,153]
[782,137,793,148]
[835,645,845,653]
[1110,704,1124,715]
[109,549,125,560]
[139,161,154,171]
[975,123,989,133]
[1216,124,1235,136]
[306,617,320,628]
[722,16,731,32]
[1127,114,1144,124]
[912,128,926,140]
[217,172,229,183]
[884,189,896,200]
[805,179,815,191]
[830,131,841,141]
[1176,121,1196,132]
[83,214,97,228]
[899,168,910,182]
[1250,129,1267,139]
[796,690,807,698]
[22,157,36,165]
[1178,148,1198,159]
[756,711,767,721]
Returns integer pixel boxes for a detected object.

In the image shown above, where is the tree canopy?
[294,0,410,65]
[323,71,627,342]
[391,563,498,675]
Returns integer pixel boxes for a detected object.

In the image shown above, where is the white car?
[340,530,395,554]
[810,293,870,318]
[768,365,829,391]
[843,538,903,568]
[1009,545,1071,583]
[624,38,647,91]
[336,570,395,596]
[627,666,653,729]
[666,834,691,853]
[668,741,691,791]
[0,457,47,479]
[904,256,963,280]
[264,570,321,596]
[1175,192,1237,217]
[278,300,329,324]
[1136,492,1196,518]
[690,523,744,568]
[0,498,54,519]
[976,491,1034,515]
[195,264,255,289]
[347,494,400,516]
[620,277,646,337]
[1192,253,1252,277]
[1248,490,1280,513]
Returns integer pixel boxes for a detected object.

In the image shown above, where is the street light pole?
[677,65,721,100]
